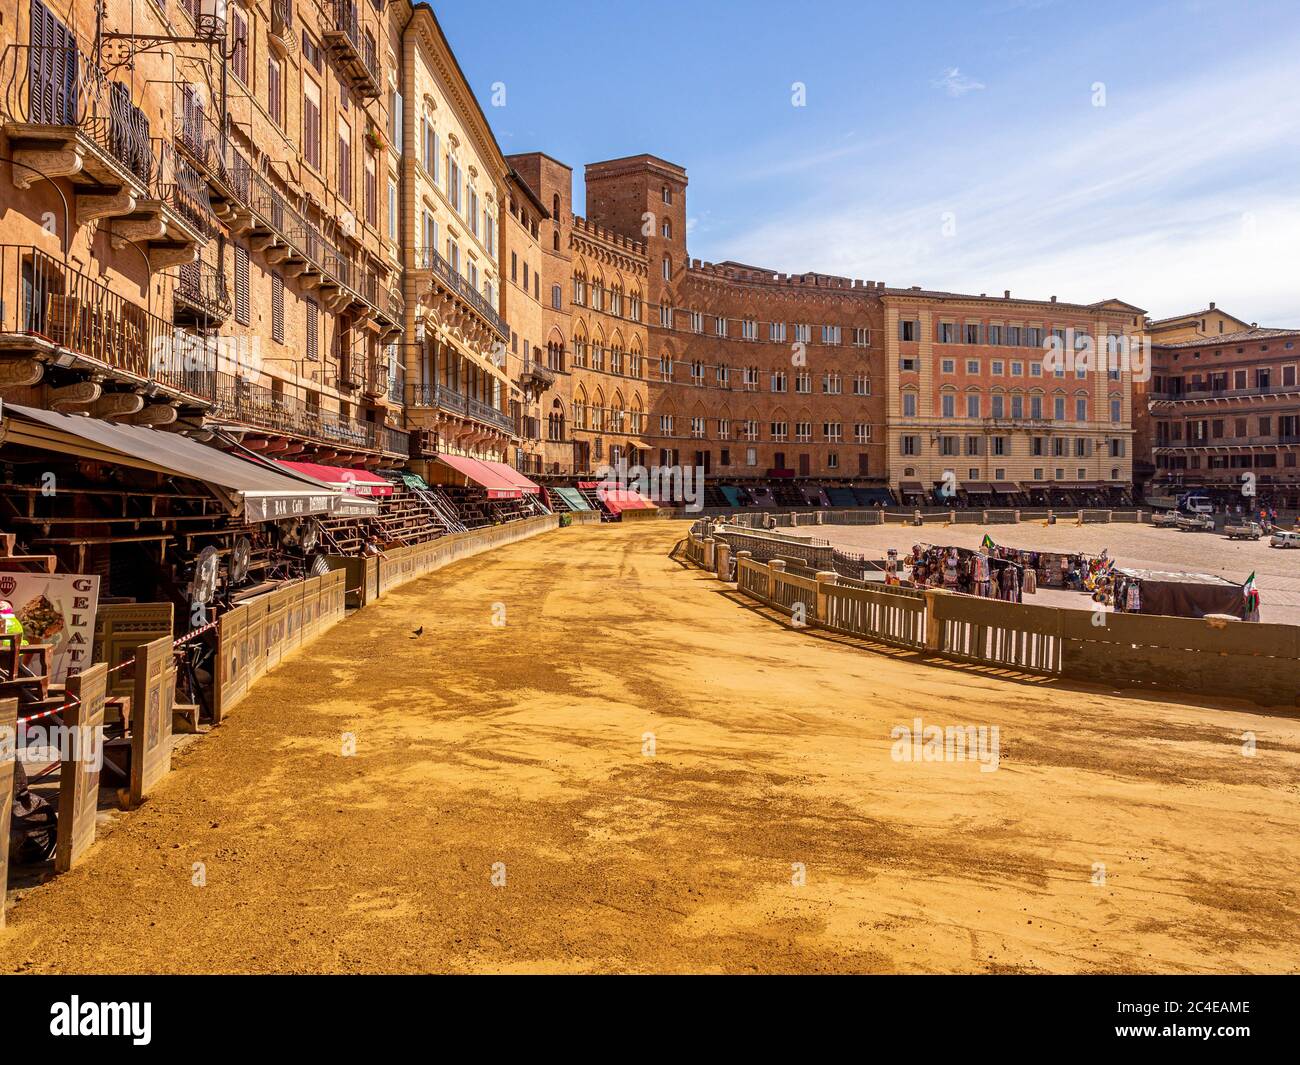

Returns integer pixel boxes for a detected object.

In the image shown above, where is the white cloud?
[932,67,986,97]
[718,43,1300,323]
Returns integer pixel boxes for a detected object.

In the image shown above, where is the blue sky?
[436,0,1300,324]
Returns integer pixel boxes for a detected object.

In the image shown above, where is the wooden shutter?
[306,299,318,359]
[271,273,284,343]
[234,244,249,324]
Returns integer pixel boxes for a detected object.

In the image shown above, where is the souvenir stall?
[981,537,1111,592]
[902,544,1025,603]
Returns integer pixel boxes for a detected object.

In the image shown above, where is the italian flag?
[1244,572,1260,610]
[980,534,996,552]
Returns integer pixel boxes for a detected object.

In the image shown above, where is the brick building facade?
[1146,327,1300,507]
[0,0,1161,513]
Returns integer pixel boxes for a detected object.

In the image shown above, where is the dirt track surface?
[3,521,1300,974]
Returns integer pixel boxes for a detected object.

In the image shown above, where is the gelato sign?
[0,572,100,682]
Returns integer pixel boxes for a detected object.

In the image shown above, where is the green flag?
[980,534,996,552]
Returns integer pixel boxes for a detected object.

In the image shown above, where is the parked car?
[1176,513,1215,532]
[1270,530,1300,549]
[1225,521,1264,541]
[1151,510,1180,528]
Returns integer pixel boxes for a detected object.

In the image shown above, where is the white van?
[1270,530,1300,549]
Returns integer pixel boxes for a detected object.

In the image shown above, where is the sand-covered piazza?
[3,521,1298,975]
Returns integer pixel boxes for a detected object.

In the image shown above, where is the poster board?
[56,664,107,872]
[0,572,100,683]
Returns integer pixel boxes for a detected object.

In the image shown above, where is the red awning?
[433,454,522,499]
[598,486,657,514]
[477,459,540,495]
[277,460,394,496]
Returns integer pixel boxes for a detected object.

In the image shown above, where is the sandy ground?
[786,520,1300,625]
[3,520,1300,974]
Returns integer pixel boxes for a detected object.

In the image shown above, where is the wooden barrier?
[929,593,1063,674]
[57,663,107,872]
[690,536,1297,707]
[129,635,176,805]
[821,582,928,650]
[0,698,14,929]
[1058,609,1298,707]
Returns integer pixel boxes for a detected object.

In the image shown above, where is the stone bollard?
[715,541,731,581]
[815,511,824,525]
[1077,509,1085,524]
[914,509,924,527]
[1015,510,1021,523]
[814,570,837,625]
[1047,509,1056,525]
[703,537,715,569]
[982,510,989,523]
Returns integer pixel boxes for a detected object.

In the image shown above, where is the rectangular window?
[231,8,249,84]
[306,299,319,360]
[338,119,353,203]
[271,273,284,343]
[234,244,250,325]
[899,320,919,342]
[364,152,377,227]
[304,79,322,170]
[267,55,282,127]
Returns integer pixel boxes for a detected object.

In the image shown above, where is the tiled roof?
[1148,307,1249,327]
[1154,327,1300,349]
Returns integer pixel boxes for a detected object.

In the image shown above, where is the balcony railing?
[212,371,380,451]
[270,0,294,44]
[1156,435,1300,450]
[407,382,514,434]
[414,246,508,338]
[0,244,214,401]
[4,44,153,185]
[1154,384,1300,402]
[381,425,410,457]
[322,0,381,98]
[151,137,215,241]
[175,258,231,322]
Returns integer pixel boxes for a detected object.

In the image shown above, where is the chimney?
[1004,290,1011,299]
[1209,301,1216,310]
[1050,296,1057,303]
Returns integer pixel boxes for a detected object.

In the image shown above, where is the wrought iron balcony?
[413,246,508,339]
[175,258,231,324]
[407,382,515,435]
[2,44,154,190]
[0,244,215,404]
[270,0,295,45]
[212,371,381,452]
[322,0,381,99]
